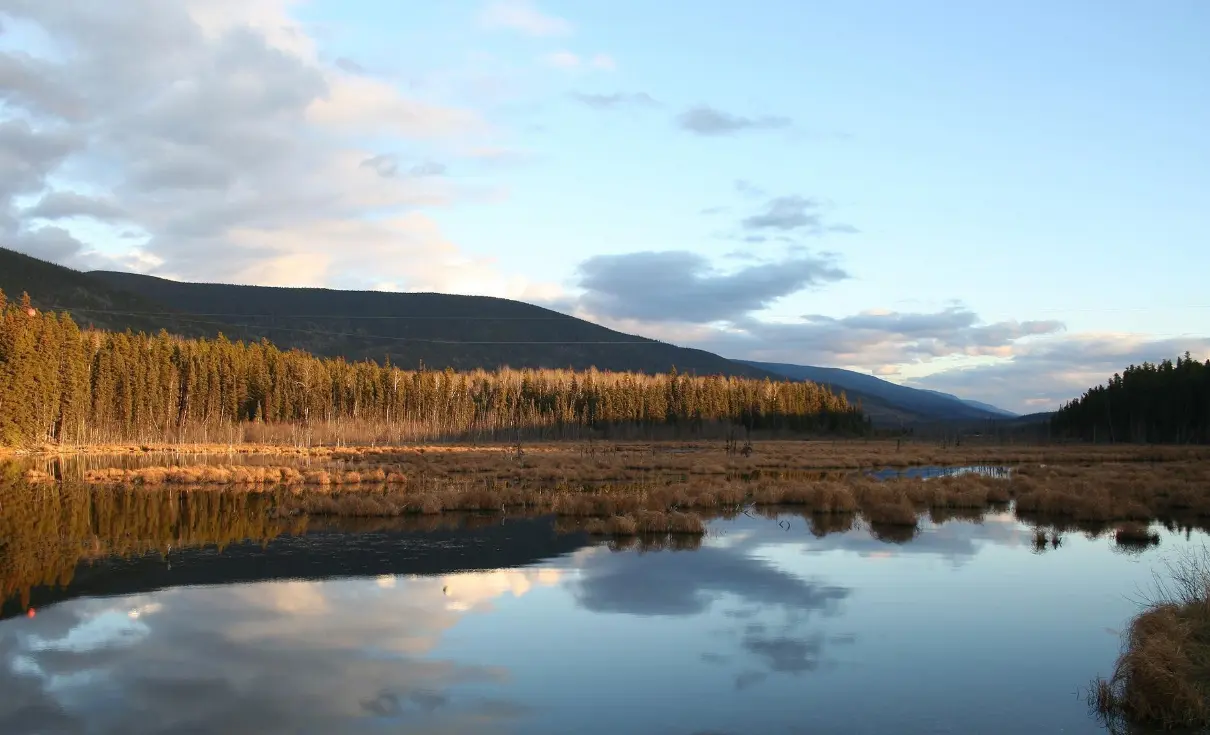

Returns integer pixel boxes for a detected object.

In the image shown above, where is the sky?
[0,0,1208,413]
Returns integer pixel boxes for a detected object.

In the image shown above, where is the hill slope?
[918,390,1018,417]
[86,270,781,378]
[0,248,782,379]
[0,249,790,381]
[948,397,1018,417]
[736,360,1014,423]
[0,248,785,380]
[0,247,221,338]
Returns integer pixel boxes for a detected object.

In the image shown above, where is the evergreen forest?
[1049,353,1210,443]
[0,291,869,447]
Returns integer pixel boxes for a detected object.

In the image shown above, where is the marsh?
[1,464,1202,734]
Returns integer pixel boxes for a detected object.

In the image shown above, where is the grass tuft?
[1091,546,1210,731]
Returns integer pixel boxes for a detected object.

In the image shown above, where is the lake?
[2,476,1200,735]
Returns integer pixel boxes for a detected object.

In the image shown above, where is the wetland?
[3,441,1210,733]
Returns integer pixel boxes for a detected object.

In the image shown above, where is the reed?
[1092,546,1210,730]
[42,449,1210,524]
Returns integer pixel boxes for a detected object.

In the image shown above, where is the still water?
[1,497,1201,734]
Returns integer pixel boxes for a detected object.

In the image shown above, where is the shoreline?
[8,450,1210,529]
[5,438,1210,464]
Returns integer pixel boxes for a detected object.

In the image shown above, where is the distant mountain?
[0,248,795,384]
[736,360,1016,424]
[919,390,1018,418]
[957,399,1019,417]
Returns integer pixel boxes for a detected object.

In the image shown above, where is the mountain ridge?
[1,247,780,382]
[735,360,1016,423]
[84,269,780,378]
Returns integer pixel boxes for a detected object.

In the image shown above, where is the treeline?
[1050,353,1210,443]
[0,291,868,446]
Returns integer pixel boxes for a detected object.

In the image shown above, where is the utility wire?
[61,304,1210,320]
[41,307,1210,346]
[58,310,663,346]
[62,308,580,321]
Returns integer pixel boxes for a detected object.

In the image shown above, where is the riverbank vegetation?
[14,436,1210,468]
[13,448,1210,533]
[1092,546,1210,731]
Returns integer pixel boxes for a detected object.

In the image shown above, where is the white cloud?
[906,333,1210,413]
[0,0,553,298]
[479,0,573,37]
[590,53,616,71]
[543,51,581,69]
[541,51,616,71]
[307,71,487,138]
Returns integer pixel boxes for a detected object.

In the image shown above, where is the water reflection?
[0,475,305,613]
[3,500,1207,734]
[8,461,1210,734]
[570,534,850,616]
[736,507,1033,566]
[1,575,542,734]
[867,463,1013,481]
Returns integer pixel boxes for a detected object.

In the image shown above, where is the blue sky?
[1,0,1208,411]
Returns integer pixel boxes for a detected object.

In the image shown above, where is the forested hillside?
[0,247,221,338]
[0,247,782,380]
[87,269,777,377]
[1050,353,1210,443]
[0,292,868,447]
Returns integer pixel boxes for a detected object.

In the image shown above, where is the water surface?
[1,487,1199,735]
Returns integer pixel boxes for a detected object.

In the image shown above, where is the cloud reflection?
[571,543,849,617]
[0,567,562,734]
[721,509,1031,566]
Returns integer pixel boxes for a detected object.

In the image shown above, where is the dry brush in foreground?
[1092,546,1210,731]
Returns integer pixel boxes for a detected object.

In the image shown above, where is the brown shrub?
[586,515,639,536]
[303,470,331,486]
[1092,547,1210,730]
[414,494,443,515]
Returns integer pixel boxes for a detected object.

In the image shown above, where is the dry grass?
[1092,546,1210,731]
[81,465,381,486]
[30,446,1210,532]
[583,511,706,537]
[21,438,1210,470]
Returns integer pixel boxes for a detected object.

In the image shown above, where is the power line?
[42,306,1210,347]
[62,308,580,321]
[60,310,662,346]
[62,304,1210,322]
